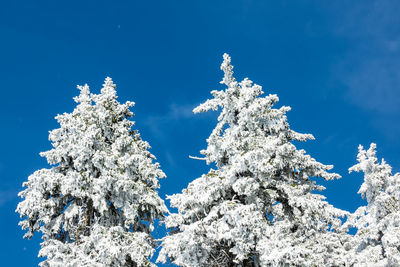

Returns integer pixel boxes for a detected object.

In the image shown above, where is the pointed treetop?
[73,84,91,104]
[349,143,392,203]
[98,76,117,101]
[349,143,377,176]
[194,53,317,167]
[220,53,236,87]
[103,76,116,88]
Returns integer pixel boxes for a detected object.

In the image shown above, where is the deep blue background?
[1,1,400,265]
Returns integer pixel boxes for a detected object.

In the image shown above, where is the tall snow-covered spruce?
[16,78,167,266]
[346,143,400,266]
[158,54,350,266]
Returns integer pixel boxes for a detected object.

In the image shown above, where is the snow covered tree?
[16,78,167,267]
[158,54,350,266]
[346,143,400,266]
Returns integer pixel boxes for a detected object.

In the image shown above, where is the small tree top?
[348,143,400,266]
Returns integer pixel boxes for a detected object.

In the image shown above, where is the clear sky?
[1,1,400,265]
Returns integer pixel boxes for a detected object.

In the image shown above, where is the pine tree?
[16,78,167,266]
[346,143,400,266]
[158,54,349,266]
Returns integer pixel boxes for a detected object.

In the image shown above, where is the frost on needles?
[158,54,351,266]
[16,78,167,267]
[345,143,400,266]
[15,57,400,267]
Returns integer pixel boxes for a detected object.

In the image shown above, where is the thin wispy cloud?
[332,0,400,114]
[326,0,400,142]
[141,103,197,138]
[0,190,17,207]
[164,103,195,121]
[344,58,400,114]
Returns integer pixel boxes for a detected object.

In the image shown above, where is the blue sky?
[1,1,400,265]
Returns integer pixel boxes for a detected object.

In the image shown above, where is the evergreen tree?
[16,78,167,266]
[346,143,400,266]
[158,54,349,266]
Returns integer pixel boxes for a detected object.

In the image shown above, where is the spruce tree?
[346,143,400,266]
[16,78,167,266]
[158,54,349,266]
